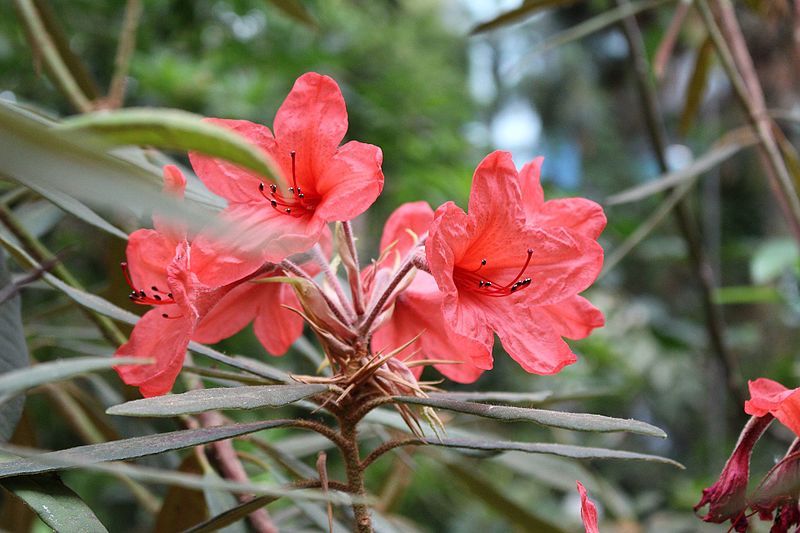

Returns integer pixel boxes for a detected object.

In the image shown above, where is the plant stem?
[107,0,142,109]
[616,0,743,401]
[281,259,352,327]
[339,414,372,532]
[358,257,415,336]
[342,221,365,316]
[312,243,356,321]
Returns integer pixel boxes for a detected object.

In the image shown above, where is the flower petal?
[519,157,545,208]
[114,306,193,397]
[540,295,604,340]
[252,283,304,356]
[485,298,577,375]
[189,118,277,204]
[379,201,434,261]
[273,72,348,183]
[314,141,384,222]
[576,481,600,533]
[124,229,178,293]
[745,378,800,436]
[466,150,526,234]
[192,282,261,345]
[372,273,489,383]
[535,198,606,240]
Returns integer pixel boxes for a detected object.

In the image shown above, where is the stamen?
[256,150,321,217]
[454,248,535,297]
[120,262,176,306]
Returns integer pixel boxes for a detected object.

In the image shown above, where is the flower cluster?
[695,378,800,532]
[113,72,606,400]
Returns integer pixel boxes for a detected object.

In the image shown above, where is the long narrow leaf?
[423,437,684,468]
[106,384,328,417]
[1,473,108,532]
[394,396,666,438]
[188,494,278,533]
[0,357,149,399]
[60,109,283,184]
[470,0,580,35]
[0,421,291,478]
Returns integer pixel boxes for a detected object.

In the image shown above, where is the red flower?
[194,228,333,356]
[114,167,261,397]
[189,72,384,263]
[425,151,604,375]
[695,415,774,530]
[745,378,800,436]
[370,202,486,383]
[576,481,600,533]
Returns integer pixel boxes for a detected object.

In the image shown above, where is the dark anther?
[288,187,294,194]
[298,193,305,199]
[481,259,487,265]
[167,293,173,298]
[270,200,278,207]
[484,281,492,287]
[151,286,158,291]
[527,248,533,254]
[269,184,277,193]
[161,313,169,318]
[154,295,161,301]
[285,208,292,214]
[479,280,485,287]
[139,290,146,298]
[259,183,265,191]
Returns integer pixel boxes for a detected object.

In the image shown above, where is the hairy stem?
[361,438,422,470]
[339,414,372,532]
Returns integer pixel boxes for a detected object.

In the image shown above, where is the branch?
[361,438,422,470]
[107,0,142,108]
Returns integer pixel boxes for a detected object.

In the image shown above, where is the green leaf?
[470,0,580,34]
[394,396,666,438]
[0,100,223,234]
[265,0,318,29]
[427,389,611,405]
[751,238,800,284]
[0,420,293,478]
[1,473,108,532]
[0,248,30,442]
[106,384,328,418]
[9,177,128,240]
[422,437,684,468]
[60,108,282,185]
[0,357,149,400]
[712,285,782,305]
[202,470,248,533]
[679,36,714,136]
[185,495,279,533]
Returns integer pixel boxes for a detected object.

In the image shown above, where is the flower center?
[121,262,176,306]
[454,248,533,297]
[258,150,320,217]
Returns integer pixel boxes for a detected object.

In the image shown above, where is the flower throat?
[259,151,320,217]
[455,248,533,297]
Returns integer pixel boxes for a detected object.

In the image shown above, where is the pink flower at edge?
[426,150,605,375]
[114,166,262,397]
[576,481,600,533]
[370,202,487,383]
[694,414,774,531]
[745,378,800,437]
[188,72,384,263]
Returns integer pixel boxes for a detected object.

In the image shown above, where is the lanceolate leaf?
[422,437,684,468]
[0,421,292,478]
[265,0,318,29]
[185,495,280,533]
[60,108,283,185]
[1,473,108,532]
[470,0,580,35]
[0,247,29,442]
[394,396,666,438]
[106,384,328,418]
[679,36,714,136]
[0,357,148,400]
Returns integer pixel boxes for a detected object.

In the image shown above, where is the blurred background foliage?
[2,0,800,531]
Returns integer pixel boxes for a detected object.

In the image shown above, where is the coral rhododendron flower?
[114,166,262,397]
[426,150,604,375]
[576,481,600,533]
[744,378,800,436]
[370,202,486,382]
[194,229,333,356]
[694,414,774,531]
[189,72,384,263]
